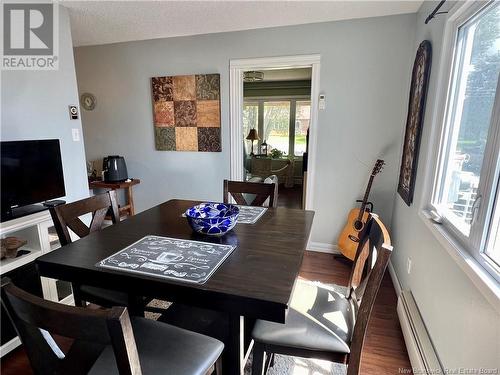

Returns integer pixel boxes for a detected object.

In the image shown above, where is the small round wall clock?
[80,93,96,111]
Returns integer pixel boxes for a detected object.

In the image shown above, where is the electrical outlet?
[72,128,80,142]
[407,257,412,274]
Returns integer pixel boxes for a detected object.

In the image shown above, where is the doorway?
[229,55,320,210]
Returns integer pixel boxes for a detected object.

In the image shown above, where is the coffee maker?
[102,155,128,182]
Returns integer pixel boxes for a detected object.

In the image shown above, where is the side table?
[88,179,140,217]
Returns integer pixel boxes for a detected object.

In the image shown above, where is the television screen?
[1,140,66,216]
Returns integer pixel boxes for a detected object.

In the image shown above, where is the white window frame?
[420,0,500,310]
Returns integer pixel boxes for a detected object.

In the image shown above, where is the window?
[264,101,291,155]
[432,1,500,279]
[295,101,311,156]
[243,103,258,154]
[243,99,311,157]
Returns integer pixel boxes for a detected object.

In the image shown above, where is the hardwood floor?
[278,184,303,209]
[1,251,412,374]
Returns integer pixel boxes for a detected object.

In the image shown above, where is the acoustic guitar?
[337,159,385,260]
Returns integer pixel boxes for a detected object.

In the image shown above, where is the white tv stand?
[0,210,74,357]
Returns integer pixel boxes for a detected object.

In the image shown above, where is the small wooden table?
[88,179,140,217]
[36,199,314,374]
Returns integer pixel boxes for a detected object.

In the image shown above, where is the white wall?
[391,1,500,370]
[74,13,416,248]
[1,6,88,204]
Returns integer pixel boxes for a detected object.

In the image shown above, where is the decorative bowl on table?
[185,203,239,236]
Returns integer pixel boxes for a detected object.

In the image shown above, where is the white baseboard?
[391,262,443,374]
[388,260,402,296]
[398,291,443,374]
[307,241,341,254]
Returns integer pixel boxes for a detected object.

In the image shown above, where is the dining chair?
[1,278,223,375]
[223,179,278,208]
[251,214,393,375]
[49,191,147,312]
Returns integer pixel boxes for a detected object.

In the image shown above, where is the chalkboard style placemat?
[97,235,236,284]
[237,206,267,224]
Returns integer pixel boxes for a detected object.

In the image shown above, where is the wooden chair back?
[346,214,393,375]
[49,191,120,246]
[223,179,278,208]
[0,278,141,375]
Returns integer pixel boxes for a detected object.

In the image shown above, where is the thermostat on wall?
[319,94,326,110]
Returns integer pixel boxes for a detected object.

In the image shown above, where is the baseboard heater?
[397,290,443,374]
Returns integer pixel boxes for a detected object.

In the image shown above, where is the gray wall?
[1,7,88,204]
[74,14,415,247]
[390,1,500,370]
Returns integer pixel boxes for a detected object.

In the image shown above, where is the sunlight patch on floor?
[265,355,346,375]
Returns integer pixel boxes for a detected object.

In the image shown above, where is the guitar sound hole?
[353,221,364,231]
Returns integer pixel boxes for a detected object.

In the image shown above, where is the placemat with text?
[237,205,267,224]
[97,235,236,284]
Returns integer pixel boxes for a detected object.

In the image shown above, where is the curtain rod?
[425,0,447,24]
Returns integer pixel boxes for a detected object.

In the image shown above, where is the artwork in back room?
[397,40,432,206]
[151,73,221,152]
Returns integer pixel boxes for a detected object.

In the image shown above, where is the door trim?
[229,54,321,210]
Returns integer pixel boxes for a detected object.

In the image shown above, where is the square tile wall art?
[152,73,221,152]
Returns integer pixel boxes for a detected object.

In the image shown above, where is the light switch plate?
[72,128,80,142]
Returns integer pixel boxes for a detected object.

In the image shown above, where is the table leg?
[223,314,244,375]
[127,186,135,216]
[127,295,145,317]
[71,283,85,307]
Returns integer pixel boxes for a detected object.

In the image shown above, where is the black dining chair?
[251,214,393,375]
[49,191,149,314]
[1,277,223,375]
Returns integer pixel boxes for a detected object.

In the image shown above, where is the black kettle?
[102,155,128,182]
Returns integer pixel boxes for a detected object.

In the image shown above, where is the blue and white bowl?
[185,202,239,236]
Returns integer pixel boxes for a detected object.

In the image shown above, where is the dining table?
[36,199,315,375]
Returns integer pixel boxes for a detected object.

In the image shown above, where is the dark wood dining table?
[36,199,314,374]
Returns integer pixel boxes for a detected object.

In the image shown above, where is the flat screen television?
[1,139,66,221]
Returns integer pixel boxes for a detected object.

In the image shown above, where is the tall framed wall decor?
[397,41,432,206]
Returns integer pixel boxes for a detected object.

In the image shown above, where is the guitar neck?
[357,175,375,221]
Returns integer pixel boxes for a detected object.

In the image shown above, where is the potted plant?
[269,148,284,159]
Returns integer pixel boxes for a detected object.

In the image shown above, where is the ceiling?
[62,1,423,47]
